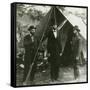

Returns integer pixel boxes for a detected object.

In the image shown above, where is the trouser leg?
[50,64,55,81]
[73,65,79,79]
[50,63,59,81]
[30,63,37,81]
[23,61,30,82]
[73,59,79,79]
[54,65,59,80]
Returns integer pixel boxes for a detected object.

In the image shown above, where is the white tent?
[65,14,86,39]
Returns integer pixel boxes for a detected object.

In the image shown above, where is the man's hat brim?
[28,25,36,31]
[73,25,80,32]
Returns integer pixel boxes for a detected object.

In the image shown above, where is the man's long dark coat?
[43,29,62,80]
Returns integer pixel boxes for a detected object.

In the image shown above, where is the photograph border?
[11,2,88,87]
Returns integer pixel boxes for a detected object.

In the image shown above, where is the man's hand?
[60,52,62,56]
[76,56,79,60]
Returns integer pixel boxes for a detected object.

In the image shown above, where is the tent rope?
[24,7,53,83]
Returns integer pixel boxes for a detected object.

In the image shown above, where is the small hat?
[73,25,80,32]
[28,25,36,31]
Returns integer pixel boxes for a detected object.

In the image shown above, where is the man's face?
[52,25,57,32]
[73,30,77,34]
[53,25,57,29]
[30,28,35,35]
[73,30,79,36]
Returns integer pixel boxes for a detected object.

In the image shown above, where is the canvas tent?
[65,14,86,39]
[64,14,87,58]
[35,6,86,56]
[24,6,87,82]
[35,6,73,52]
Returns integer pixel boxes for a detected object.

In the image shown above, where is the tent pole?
[24,7,53,84]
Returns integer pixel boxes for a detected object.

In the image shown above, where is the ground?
[16,64,87,86]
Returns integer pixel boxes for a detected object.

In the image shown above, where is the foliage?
[17,4,45,20]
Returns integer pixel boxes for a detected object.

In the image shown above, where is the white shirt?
[53,30,57,38]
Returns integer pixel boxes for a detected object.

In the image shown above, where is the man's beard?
[30,32,34,36]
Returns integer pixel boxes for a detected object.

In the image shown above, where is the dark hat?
[28,25,36,31]
[73,25,80,32]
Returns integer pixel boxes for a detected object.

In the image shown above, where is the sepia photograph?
[14,3,88,87]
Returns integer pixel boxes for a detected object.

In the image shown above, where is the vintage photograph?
[15,3,87,86]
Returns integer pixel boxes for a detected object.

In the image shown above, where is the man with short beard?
[23,25,37,83]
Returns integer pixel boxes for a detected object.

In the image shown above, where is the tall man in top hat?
[23,25,37,83]
[71,25,81,79]
[43,24,62,81]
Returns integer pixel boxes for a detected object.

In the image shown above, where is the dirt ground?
[16,64,87,86]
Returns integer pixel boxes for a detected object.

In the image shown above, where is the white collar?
[53,30,57,38]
